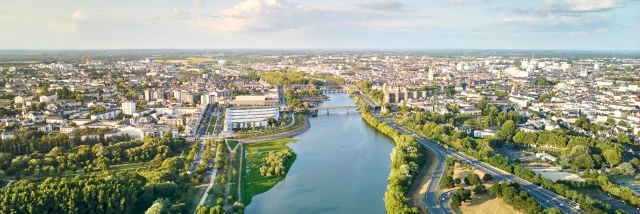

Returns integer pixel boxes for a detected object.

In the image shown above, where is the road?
[372,113,582,214]
[438,191,455,214]
[189,106,221,174]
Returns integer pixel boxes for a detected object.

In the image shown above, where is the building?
[223,106,279,133]
[428,64,435,81]
[200,93,217,107]
[121,101,136,115]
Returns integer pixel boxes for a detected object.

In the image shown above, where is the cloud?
[47,20,78,33]
[540,0,636,12]
[191,0,430,33]
[193,0,204,6]
[356,0,405,12]
[70,10,89,19]
[595,27,609,33]
[172,7,190,16]
[500,14,610,34]
[447,0,493,6]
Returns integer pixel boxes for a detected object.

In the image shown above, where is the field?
[240,138,297,206]
[452,163,485,183]
[452,194,522,214]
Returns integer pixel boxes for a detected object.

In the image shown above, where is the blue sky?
[0,0,638,50]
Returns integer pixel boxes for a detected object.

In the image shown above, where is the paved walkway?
[198,143,221,206]
[239,116,311,143]
[1,180,16,189]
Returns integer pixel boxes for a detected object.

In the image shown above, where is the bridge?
[281,105,360,114]
[319,86,350,94]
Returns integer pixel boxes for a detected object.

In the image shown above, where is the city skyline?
[1,0,639,50]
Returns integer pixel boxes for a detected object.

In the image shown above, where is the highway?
[372,113,582,214]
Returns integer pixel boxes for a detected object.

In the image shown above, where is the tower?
[428,64,435,81]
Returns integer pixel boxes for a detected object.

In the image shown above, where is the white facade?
[223,107,279,133]
[121,101,136,115]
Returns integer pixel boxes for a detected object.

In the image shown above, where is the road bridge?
[280,105,360,115]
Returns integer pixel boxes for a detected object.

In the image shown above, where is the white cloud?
[172,7,189,16]
[192,0,428,33]
[193,0,204,6]
[500,14,609,34]
[540,0,635,12]
[502,15,602,25]
[356,0,405,12]
[447,0,493,6]
[70,10,89,19]
[47,20,78,33]
[595,27,609,33]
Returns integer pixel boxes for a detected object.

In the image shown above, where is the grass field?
[452,194,522,214]
[229,146,242,203]
[240,138,297,206]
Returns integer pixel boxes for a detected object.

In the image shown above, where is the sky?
[0,0,638,50]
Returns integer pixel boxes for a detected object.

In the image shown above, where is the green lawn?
[241,138,297,206]
[227,139,240,150]
[229,146,242,203]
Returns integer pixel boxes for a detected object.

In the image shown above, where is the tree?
[473,183,486,194]
[500,120,516,142]
[482,174,493,181]
[616,133,631,144]
[630,158,640,169]
[603,149,622,167]
[618,162,636,175]
[454,178,462,185]
[464,173,482,185]
[145,198,170,214]
[440,175,455,188]
[617,120,627,127]
[546,207,563,214]
[161,157,185,170]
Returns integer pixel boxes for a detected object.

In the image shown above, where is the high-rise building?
[594,63,600,70]
[121,101,136,115]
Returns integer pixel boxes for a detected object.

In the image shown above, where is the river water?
[244,93,394,214]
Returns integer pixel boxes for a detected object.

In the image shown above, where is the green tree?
[618,162,636,175]
[630,158,640,169]
[145,198,170,214]
[464,173,482,185]
[473,183,486,194]
[603,149,622,167]
[499,120,516,142]
[440,175,455,188]
[482,174,493,181]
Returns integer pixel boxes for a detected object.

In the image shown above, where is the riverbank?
[238,116,310,143]
[240,138,298,206]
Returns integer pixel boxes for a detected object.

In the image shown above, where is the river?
[244,93,394,214]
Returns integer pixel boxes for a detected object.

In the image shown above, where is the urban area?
[0,50,639,214]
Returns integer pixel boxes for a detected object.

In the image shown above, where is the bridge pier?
[327,109,329,115]
[346,107,349,115]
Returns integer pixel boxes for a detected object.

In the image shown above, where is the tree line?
[359,105,426,214]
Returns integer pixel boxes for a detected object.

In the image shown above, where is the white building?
[121,101,136,115]
[223,106,279,133]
